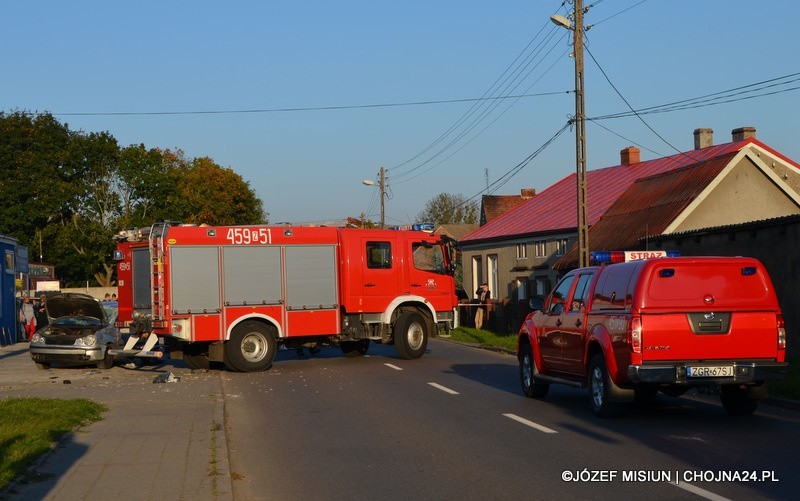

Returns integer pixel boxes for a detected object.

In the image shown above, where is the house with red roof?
[459,127,800,332]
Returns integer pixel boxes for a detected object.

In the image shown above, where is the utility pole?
[574,0,589,267]
[362,166,388,228]
[379,166,386,228]
[552,0,589,267]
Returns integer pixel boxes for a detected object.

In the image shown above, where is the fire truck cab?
[113,222,459,372]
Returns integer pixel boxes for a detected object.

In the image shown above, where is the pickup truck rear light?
[778,314,786,350]
[629,316,642,353]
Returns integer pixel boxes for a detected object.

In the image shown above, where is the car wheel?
[720,385,759,416]
[224,321,276,372]
[519,343,549,398]
[35,362,51,370]
[394,311,428,360]
[341,339,369,357]
[96,344,115,370]
[588,354,623,417]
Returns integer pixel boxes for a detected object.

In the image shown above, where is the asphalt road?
[222,338,800,501]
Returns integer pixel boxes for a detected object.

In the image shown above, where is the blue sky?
[3,1,799,225]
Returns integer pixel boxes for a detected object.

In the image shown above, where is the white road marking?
[672,481,732,501]
[502,413,558,434]
[384,363,403,371]
[428,382,459,395]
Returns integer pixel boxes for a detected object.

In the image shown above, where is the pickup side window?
[570,273,594,312]
[547,274,576,315]
[366,241,392,269]
[593,262,637,310]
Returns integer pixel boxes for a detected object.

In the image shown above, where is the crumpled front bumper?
[30,344,105,364]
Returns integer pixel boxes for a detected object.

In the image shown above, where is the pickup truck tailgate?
[640,311,780,361]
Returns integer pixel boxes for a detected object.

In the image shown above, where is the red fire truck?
[112,222,459,372]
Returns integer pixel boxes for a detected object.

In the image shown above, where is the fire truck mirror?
[113,250,124,261]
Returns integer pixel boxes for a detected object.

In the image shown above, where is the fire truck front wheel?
[225,321,276,372]
[394,311,428,360]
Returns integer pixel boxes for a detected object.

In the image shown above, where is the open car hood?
[46,293,105,321]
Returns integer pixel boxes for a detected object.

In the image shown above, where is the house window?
[533,240,546,257]
[472,256,483,294]
[487,254,498,300]
[516,243,527,259]
[514,277,528,301]
[555,238,569,257]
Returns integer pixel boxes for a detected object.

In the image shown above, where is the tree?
[177,157,266,225]
[0,111,269,288]
[417,193,479,225]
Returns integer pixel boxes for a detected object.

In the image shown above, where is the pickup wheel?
[519,343,549,398]
[720,385,759,416]
[394,312,428,359]
[588,354,623,418]
[341,339,370,357]
[225,321,276,372]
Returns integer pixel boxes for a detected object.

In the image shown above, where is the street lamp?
[362,166,387,228]
[552,1,589,267]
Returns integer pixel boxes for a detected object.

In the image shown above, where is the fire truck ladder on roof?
[149,222,169,322]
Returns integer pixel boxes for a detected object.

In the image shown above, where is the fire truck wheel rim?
[241,332,268,362]
[406,321,424,350]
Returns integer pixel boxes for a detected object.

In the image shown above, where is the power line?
[43,92,569,117]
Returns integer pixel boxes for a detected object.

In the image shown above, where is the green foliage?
[0,111,268,287]
[417,192,479,226]
[0,398,106,488]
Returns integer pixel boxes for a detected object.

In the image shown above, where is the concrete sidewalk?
[0,342,232,500]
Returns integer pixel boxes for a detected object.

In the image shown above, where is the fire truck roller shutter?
[170,247,221,314]
[284,245,338,310]
[222,246,282,306]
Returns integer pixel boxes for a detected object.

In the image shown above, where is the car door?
[559,271,595,374]
[537,273,577,372]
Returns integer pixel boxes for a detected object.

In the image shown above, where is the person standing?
[474,283,490,330]
[35,295,49,331]
[19,295,36,340]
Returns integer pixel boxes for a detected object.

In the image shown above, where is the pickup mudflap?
[107,333,163,359]
[628,361,788,384]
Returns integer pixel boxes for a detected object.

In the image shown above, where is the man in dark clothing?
[474,283,490,330]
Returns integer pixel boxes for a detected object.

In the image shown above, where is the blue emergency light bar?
[590,250,680,265]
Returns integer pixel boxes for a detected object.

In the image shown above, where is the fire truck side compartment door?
[284,245,339,336]
[222,246,283,305]
[171,247,222,314]
[132,247,151,311]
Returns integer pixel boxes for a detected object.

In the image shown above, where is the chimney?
[620,146,640,165]
[520,188,536,198]
[732,126,756,142]
[694,128,713,150]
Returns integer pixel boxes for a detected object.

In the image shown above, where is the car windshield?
[103,303,118,324]
[50,316,103,328]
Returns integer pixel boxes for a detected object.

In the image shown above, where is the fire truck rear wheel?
[225,321,276,372]
[184,352,211,370]
[394,311,428,360]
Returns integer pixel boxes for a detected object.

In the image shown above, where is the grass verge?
[447,327,518,352]
[0,398,107,489]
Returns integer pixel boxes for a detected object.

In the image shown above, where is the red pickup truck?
[517,256,788,417]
